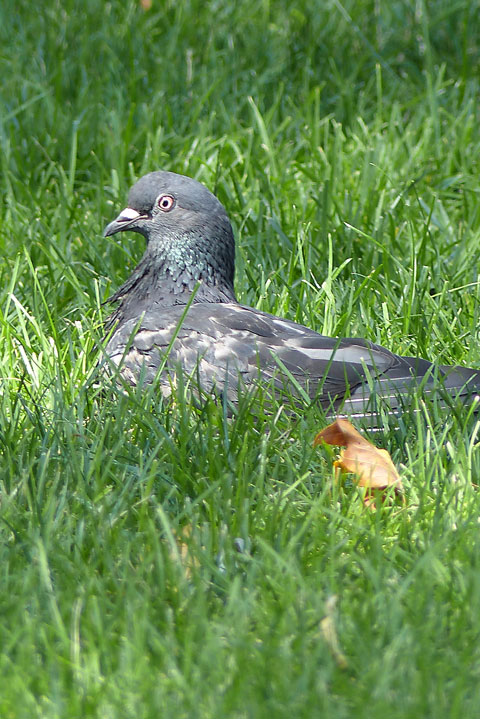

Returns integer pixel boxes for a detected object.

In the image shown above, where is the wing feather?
[104,301,480,413]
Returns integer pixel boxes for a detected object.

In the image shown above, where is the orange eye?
[157,194,175,212]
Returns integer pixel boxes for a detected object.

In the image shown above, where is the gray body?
[103,171,480,418]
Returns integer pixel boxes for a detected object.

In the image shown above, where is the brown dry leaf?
[171,524,199,579]
[314,418,403,495]
[320,595,348,669]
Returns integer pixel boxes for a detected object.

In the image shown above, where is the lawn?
[1,0,480,717]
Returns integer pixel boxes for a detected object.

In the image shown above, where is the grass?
[1,0,480,716]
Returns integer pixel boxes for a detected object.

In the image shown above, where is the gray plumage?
[102,170,480,419]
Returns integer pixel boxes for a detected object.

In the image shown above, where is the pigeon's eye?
[157,194,175,212]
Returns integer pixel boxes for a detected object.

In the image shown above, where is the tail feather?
[335,362,480,425]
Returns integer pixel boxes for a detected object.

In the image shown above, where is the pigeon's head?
[104,171,236,299]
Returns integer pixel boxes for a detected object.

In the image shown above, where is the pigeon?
[102,170,480,420]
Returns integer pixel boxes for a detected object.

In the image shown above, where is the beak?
[103,207,147,237]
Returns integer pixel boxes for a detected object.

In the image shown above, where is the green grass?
[1,0,480,716]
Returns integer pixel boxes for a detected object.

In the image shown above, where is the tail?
[334,359,480,427]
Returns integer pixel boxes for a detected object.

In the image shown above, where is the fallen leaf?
[314,418,403,495]
[171,524,199,579]
[320,595,347,669]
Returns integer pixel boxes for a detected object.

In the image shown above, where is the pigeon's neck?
[105,248,237,327]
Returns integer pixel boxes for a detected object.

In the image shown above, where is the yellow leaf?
[314,418,402,492]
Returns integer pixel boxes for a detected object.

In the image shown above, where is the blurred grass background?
[1,1,480,717]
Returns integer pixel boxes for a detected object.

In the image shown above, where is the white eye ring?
[157,194,175,212]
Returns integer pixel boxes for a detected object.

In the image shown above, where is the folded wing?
[104,302,480,416]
